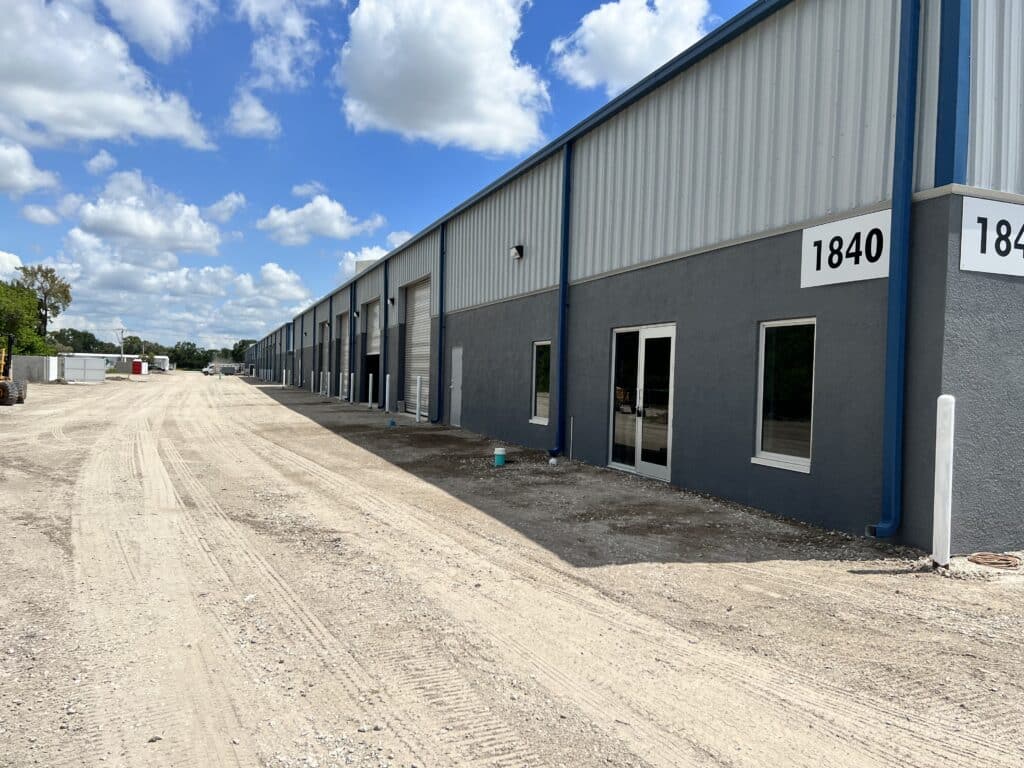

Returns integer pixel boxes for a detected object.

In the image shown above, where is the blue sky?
[0,0,749,348]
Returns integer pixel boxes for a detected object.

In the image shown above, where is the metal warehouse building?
[249,0,1024,553]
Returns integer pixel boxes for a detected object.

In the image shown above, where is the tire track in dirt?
[228,387,1020,768]
[56,398,253,768]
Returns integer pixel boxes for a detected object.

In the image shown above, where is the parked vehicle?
[0,334,28,406]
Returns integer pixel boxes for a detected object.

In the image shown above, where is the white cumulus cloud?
[78,170,222,260]
[86,149,118,176]
[0,250,23,281]
[0,141,58,197]
[21,204,61,226]
[0,1,210,149]
[257,195,384,246]
[551,0,711,96]
[386,230,413,249]
[337,245,386,280]
[204,192,247,223]
[337,0,550,154]
[227,90,282,138]
[99,0,216,62]
[236,0,328,91]
[292,180,326,197]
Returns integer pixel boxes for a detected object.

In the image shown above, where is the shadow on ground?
[242,380,921,568]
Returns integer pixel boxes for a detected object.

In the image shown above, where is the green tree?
[15,265,72,337]
[0,281,52,354]
[50,327,116,353]
[169,340,213,370]
[231,339,256,363]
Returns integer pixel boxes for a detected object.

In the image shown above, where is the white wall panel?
[446,153,562,312]
[968,0,1024,193]
[570,0,906,282]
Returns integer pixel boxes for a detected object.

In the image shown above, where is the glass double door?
[609,325,675,481]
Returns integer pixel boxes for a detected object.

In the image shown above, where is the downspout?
[312,304,317,388]
[382,260,389,409]
[299,314,304,387]
[349,285,356,393]
[432,223,447,424]
[552,142,573,456]
[870,0,922,538]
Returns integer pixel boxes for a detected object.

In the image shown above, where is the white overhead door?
[339,312,349,397]
[404,280,431,416]
[365,300,381,355]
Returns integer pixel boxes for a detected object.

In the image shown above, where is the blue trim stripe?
[553,143,573,456]
[935,0,972,186]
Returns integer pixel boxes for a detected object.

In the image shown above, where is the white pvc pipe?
[415,375,422,423]
[385,374,391,413]
[932,394,955,568]
[368,373,374,409]
[338,372,344,401]
[282,370,285,388]
[349,372,355,403]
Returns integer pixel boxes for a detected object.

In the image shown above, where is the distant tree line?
[3,265,255,369]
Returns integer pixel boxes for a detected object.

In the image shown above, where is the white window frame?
[530,340,551,425]
[751,317,816,474]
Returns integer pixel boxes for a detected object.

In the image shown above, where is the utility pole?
[113,327,128,360]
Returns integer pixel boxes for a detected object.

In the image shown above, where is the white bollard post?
[385,374,391,413]
[415,375,422,423]
[338,372,344,401]
[932,394,955,568]
[368,373,374,409]
[282,370,285,388]
[349,373,355,403]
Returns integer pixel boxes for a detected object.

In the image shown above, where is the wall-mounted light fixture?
[388,296,395,305]
[354,310,360,318]
[510,244,524,260]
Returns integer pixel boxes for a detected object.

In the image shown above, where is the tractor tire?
[0,381,15,406]
[16,380,27,403]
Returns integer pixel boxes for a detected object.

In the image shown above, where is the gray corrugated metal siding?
[356,265,384,306]
[446,153,562,312]
[570,0,904,283]
[968,0,1024,193]
[389,229,441,320]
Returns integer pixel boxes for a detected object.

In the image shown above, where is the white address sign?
[961,196,1024,278]
[800,209,892,288]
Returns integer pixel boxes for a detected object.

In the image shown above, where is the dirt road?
[2,372,1022,767]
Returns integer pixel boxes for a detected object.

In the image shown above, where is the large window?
[531,341,551,425]
[754,318,816,472]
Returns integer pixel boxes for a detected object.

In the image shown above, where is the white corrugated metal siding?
[570,0,905,283]
[404,280,431,416]
[365,300,381,355]
[356,265,384,306]
[390,230,441,320]
[446,153,562,312]
[968,0,1024,193]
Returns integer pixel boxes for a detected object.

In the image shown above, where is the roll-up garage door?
[404,280,431,416]
[339,313,350,396]
[366,300,381,355]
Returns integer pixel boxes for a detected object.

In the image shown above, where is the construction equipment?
[0,334,28,406]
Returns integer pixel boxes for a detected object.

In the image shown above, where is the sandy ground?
[1,372,1022,768]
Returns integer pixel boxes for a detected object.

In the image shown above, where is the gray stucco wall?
[941,195,1024,552]
[444,290,558,451]
[901,196,956,549]
[565,225,890,539]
